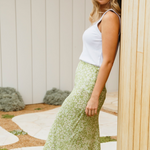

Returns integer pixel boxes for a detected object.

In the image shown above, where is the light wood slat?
[118,0,150,149]
[16,0,32,104]
[118,0,129,149]
[129,2,140,149]
[133,1,145,149]
[147,0,150,149]
[137,0,146,52]
[139,0,150,148]
[133,52,143,150]
[121,0,131,148]
[128,0,139,149]
[117,0,125,148]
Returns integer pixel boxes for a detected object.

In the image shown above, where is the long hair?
[89,0,121,24]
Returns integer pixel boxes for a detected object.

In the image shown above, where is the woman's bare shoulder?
[102,11,120,25]
[101,11,120,34]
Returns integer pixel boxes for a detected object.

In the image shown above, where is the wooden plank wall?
[117,0,150,149]
[0,0,119,104]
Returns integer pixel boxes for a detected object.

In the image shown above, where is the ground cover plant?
[34,108,42,110]
[9,129,28,136]
[1,114,14,119]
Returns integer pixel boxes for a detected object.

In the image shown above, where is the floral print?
[43,60,107,150]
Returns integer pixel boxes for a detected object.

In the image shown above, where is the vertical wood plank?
[46,0,59,90]
[133,1,145,150]
[32,0,46,103]
[148,1,150,149]
[16,0,32,104]
[134,52,143,150]
[137,0,146,52]
[148,0,150,147]
[139,0,150,148]
[145,0,150,149]
[1,0,17,88]
[122,0,131,148]
[60,0,73,91]
[117,0,124,147]
[119,0,130,149]
[72,0,85,87]
[128,0,139,149]
[118,0,150,149]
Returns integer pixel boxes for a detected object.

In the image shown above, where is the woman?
[43,0,121,149]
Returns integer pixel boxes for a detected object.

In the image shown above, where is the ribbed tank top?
[79,8,121,68]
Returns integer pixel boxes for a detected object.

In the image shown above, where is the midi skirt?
[43,60,107,150]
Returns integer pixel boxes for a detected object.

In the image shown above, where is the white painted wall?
[0,0,119,104]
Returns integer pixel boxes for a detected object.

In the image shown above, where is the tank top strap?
[96,8,121,35]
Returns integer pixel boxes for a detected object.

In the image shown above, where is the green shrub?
[0,87,25,112]
[43,87,71,105]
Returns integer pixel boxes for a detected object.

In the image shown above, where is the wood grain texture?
[118,0,150,149]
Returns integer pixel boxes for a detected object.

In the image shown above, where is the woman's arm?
[92,11,120,98]
[85,11,120,116]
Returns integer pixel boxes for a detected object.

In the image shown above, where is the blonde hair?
[89,0,121,24]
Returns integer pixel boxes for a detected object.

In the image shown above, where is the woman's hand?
[85,95,99,117]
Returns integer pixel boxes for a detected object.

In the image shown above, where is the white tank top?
[79,8,121,68]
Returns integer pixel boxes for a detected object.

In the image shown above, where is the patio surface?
[10,141,117,150]
[0,127,19,146]
[102,91,118,114]
[0,91,118,150]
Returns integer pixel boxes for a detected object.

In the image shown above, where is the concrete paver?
[0,126,19,146]
[8,91,118,150]
[102,91,118,113]
[10,146,43,150]
[10,141,117,150]
[101,141,117,150]
[12,106,117,140]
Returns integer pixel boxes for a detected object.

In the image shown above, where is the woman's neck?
[100,2,111,13]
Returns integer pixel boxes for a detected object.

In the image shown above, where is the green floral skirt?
[43,60,107,150]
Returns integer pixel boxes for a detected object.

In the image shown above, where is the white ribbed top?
[79,8,121,68]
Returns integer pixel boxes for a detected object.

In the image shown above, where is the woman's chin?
[97,2,105,5]
[97,0,108,5]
